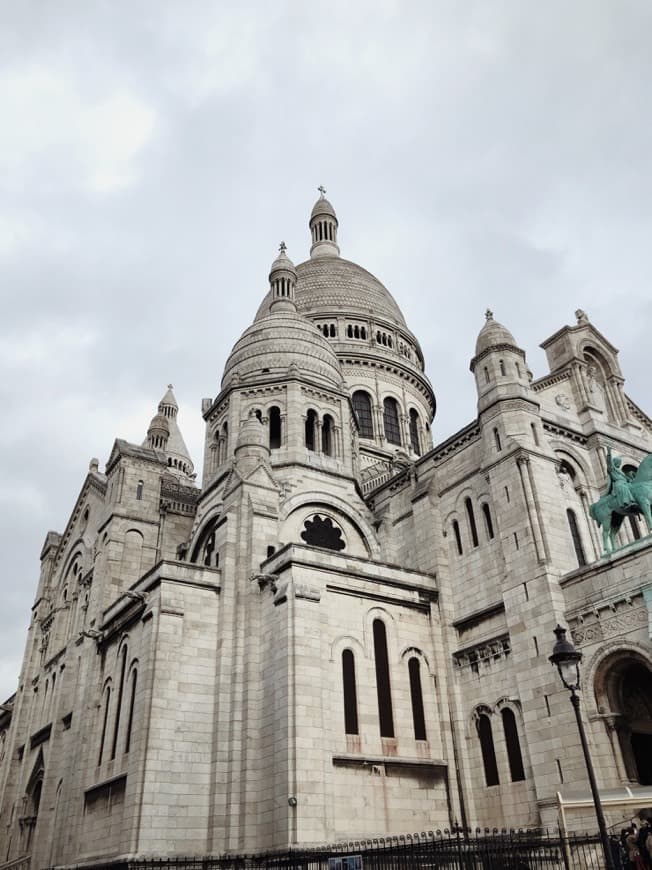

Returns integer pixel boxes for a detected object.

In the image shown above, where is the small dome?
[269,242,297,279]
[148,413,170,434]
[475,310,518,356]
[222,310,343,392]
[311,195,337,221]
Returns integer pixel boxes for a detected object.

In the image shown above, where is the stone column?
[516,455,547,563]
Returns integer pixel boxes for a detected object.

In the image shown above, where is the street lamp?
[549,625,614,870]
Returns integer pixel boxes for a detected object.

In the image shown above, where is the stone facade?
[1,195,651,867]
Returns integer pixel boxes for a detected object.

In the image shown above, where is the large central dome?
[255,256,407,328]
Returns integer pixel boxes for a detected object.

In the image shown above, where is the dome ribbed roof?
[148,413,170,434]
[310,196,337,220]
[475,312,518,356]
[222,310,343,391]
[255,257,407,327]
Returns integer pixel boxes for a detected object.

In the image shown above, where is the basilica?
[1,192,651,868]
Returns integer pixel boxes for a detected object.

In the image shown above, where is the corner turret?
[309,186,340,259]
[471,309,532,414]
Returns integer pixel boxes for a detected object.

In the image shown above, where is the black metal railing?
[48,829,610,870]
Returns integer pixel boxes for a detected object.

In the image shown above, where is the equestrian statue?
[590,447,652,554]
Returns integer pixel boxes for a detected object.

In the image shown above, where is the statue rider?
[605,446,633,511]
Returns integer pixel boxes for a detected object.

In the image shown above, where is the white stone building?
[1,192,651,868]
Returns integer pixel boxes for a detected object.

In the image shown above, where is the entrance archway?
[596,652,652,784]
[620,664,652,784]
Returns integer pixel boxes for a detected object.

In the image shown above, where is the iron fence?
[49,830,610,870]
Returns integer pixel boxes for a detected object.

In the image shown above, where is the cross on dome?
[317,185,327,197]
[485,309,494,321]
[279,241,287,253]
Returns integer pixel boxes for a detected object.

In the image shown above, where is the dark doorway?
[631,733,652,785]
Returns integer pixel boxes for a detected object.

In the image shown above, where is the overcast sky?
[1,1,651,700]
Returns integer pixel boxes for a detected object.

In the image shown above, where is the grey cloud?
[1,1,651,698]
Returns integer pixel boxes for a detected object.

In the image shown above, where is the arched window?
[342,650,359,735]
[566,509,586,567]
[125,668,137,753]
[347,325,353,338]
[305,409,317,451]
[352,391,374,439]
[482,503,495,540]
[531,423,539,446]
[383,398,401,445]
[408,657,427,740]
[98,686,111,765]
[477,713,499,786]
[501,708,525,781]
[484,366,490,384]
[493,428,502,451]
[452,520,463,555]
[409,409,421,455]
[373,620,394,738]
[111,645,128,759]
[499,359,506,376]
[361,326,367,339]
[629,515,641,541]
[190,515,223,565]
[322,414,334,456]
[329,324,336,338]
[465,498,479,548]
[269,406,282,449]
[136,480,143,500]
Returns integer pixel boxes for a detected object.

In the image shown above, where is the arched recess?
[279,493,380,560]
[120,530,144,582]
[22,749,45,850]
[189,513,225,566]
[472,705,500,787]
[593,646,652,785]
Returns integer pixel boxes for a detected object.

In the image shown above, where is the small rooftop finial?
[485,308,494,321]
[317,184,326,197]
[168,383,173,389]
[575,308,588,325]
[279,240,287,253]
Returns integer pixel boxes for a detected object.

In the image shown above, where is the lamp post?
[549,625,614,870]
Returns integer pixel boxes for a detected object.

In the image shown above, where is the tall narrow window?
[373,620,394,738]
[269,406,282,449]
[452,520,463,555]
[409,409,421,455]
[465,498,479,548]
[136,480,143,500]
[484,366,490,384]
[501,708,525,781]
[125,669,137,753]
[352,391,374,439]
[629,515,641,540]
[322,414,334,456]
[499,359,506,376]
[341,650,359,735]
[383,398,401,445]
[477,713,499,786]
[408,657,427,740]
[305,409,317,451]
[566,509,586,567]
[531,423,539,446]
[98,686,111,765]
[482,503,495,540]
[493,428,502,451]
[111,646,128,759]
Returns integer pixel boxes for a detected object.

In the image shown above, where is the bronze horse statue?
[590,452,652,554]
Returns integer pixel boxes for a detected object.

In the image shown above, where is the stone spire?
[144,386,195,479]
[269,241,298,313]
[309,186,340,259]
